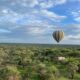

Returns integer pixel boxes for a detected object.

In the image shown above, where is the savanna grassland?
[0,43,80,80]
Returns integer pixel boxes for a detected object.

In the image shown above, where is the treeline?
[0,45,80,80]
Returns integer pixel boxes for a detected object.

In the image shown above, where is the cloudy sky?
[0,0,80,44]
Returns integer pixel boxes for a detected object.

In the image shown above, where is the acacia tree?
[0,65,20,80]
[6,48,34,67]
[67,58,79,79]
[37,63,59,80]
[0,48,7,65]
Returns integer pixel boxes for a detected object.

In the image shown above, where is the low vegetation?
[0,44,80,80]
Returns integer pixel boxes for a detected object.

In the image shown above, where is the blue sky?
[0,0,80,44]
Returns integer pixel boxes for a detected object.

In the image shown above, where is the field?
[0,43,80,80]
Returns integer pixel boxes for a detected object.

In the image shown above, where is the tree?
[0,65,20,80]
[37,63,59,80]
[0,48,7,65]
[67,58,79,79]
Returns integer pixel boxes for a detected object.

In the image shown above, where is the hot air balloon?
[52,30,64,43]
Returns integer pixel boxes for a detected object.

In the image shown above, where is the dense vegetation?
[0,44,80,80]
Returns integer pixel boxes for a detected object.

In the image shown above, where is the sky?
[0,0,80,44]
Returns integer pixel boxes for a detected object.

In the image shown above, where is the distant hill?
[0,43,80,48]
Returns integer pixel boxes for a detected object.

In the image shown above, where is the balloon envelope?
[52,30,64,43]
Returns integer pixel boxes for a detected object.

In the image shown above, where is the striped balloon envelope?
[52,30,64,43]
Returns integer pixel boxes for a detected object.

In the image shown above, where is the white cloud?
[0,0,67,25]
[39,0,67,8]
[8,0,67,8]
[40,10,66,21]
[55,0,67,5]
[39,0,53,8]
[63,24,80,42]
[72,11,80,17]
[1,8,18,17]
[0,8,66,38]
[66,34,80,40]
[2,9,9,14]
[8,0,38,7]
[63,24,80,35]
[21,0,38,7]
[1,0,80,44]
[25,20,57,36]
[0,8,20,24]
[28,27,45,36]
[71,11,80,22]
[69,0,80,2]
[0,29,11,33]
[75,17,80,22]
[69,24,80,29]
[27,25,52,36]
[0,7,66,27]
